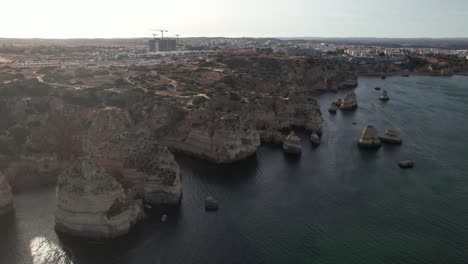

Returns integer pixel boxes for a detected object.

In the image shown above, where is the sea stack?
[93,132,182,206]
[379,129,402,145]
[329,99,342,113]
[55,157,142,239]
[0,173,14,215]
[340,91,358,111]
[205,196,219,211]
[379,90,390,101]
[310,132,321,146]
[399,160,414,169]
[282,131,302,155]
[358,126,382,149]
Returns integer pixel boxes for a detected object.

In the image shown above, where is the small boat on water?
[402,74,410,77]
[381,75,386,80]
[375,87,381,91]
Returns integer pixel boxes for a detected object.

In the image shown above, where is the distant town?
[0,36,467,71]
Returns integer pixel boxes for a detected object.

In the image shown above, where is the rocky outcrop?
[379,90,389,101]
[0,172,14,215]
[340,91,358,111]
[205,196,219,211]
[171,114,261,163]
[399,160,414,169]
[84,107,134,153]
[358,126,382,149]
[329,99,342,114]
[55,157,142,238]
[310,132,321,146]
[93,131,182,205]
[379,129,402,145]
[259,128,286,144]
[283,131,302,155]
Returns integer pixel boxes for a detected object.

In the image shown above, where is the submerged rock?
[310,132,321,146]
[0,173,14,215]
[205,196,219,211]
[358,126,382,149]
[282,131,302,155]
[340,91,358,111]
[379,129,402,145]
[379,90,389,101]
[55,157,142,239]
[399,160,414,169]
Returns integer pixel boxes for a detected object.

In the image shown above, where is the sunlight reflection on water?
[29,236,73,264]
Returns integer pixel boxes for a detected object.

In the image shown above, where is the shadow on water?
[0,213,18,264]
[174,152,259,185]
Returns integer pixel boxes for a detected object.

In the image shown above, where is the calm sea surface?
[1,76,468,264]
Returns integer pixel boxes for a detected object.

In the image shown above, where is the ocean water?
[1,75,468,264]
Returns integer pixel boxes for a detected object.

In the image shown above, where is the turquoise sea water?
[1,75,468,264]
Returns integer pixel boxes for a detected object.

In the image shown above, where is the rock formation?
[358,126,382,149]
[55,157,142,238]
[84,107,134,153]
[329,99,342,113]
[399,160,414,169]
[310,132,321,146]
[0,172,14,215]
[283,131,302,155]
[93,131,182,205]
[205,196,219,211]
[169,113,261,163]
[379,129,402,145]
[340,91,358,111]
[379,90,389,101]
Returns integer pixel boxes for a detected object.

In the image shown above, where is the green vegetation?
[74,68,94,79]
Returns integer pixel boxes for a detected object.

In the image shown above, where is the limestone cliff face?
[171,114,261,163]
[340,91,358,111]
[93,131,182,205]
[0,172,14,215]
[84,107,134,153]
[247,94,323,139]
[55,157,142,238]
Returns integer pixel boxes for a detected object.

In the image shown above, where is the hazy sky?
[1,0,467,38]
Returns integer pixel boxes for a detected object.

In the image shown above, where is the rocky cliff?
[55,157,142,238]
[167,113,261,163]
[93,131,182,205]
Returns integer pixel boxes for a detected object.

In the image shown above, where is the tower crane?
[152,29,168,40]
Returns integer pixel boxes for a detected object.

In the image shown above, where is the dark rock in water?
[340,91,358,111]
[352,122,357,125]
[328,104,338,113]
[282,131,302,155]
[205,196,219,211]
[358,126,382,149]
[310,132,321,146]
[379,90,389,101]
[381,76,386,80]
[375,87,381,91]
[379,129,402,145]
[399,160,414,169]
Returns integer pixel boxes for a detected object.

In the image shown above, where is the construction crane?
[175,34,180,40]
[152,33,158,39]
[152,29,168,40]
